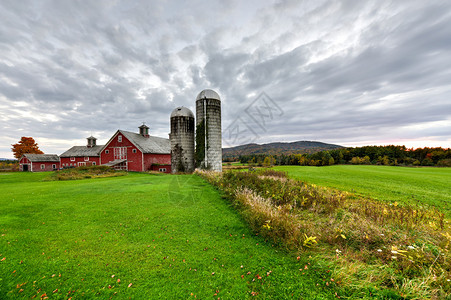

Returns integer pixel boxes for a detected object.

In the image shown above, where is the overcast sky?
[1,0,451,158]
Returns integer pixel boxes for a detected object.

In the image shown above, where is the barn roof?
[103,159,127,166]
[60,145,103,157]
[119,130,170,154]
[23,154,60,162]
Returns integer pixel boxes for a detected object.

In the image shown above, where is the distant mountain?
[0,158,16,161]
[223,141,343,160]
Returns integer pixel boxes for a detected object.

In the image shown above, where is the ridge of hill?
[223,141,343,160]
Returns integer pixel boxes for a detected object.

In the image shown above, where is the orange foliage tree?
[11,137,44,159]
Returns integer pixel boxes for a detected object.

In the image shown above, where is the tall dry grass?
[197,169,451,298]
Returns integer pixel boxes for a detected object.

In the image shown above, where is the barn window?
[70,157,75,161]
[159,168,166,172]
[52,164,56,170]
[132,149,137,153]
[92,162,96,165]
[105,150,109,154]
[118,135,122,142]
[84,157,89,161]
[41,164,45,170]
[114,147,127,160]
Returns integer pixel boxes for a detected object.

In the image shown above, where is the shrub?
[437,159,451,167]
[49,165,127,181]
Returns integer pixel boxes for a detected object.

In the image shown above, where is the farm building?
[100,124,171,173]
[60,136,103,168]
[19,154,60,172]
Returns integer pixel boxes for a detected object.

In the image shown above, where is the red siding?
[143,153,171,173]
[20,157,30,164]
[149,163,171,173]
[19,157,30,172]
[34,162,59,172]
[60,156,100,168]
[101,132,143,171]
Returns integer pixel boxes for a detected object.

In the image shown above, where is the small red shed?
[19,154,60,172]
[101,125,171,172]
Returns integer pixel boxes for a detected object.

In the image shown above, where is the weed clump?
[196,169,451,299]
[48,165,127,181]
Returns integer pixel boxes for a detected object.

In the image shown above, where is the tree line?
[238,145,451,167]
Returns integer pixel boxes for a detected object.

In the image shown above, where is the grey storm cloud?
[0,0,450,158]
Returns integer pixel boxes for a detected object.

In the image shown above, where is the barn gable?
[100,127,171,172]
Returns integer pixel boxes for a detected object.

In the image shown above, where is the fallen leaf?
[128,283,133,288]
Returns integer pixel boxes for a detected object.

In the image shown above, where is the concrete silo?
[195,89,222,172]
[170,106,195,173]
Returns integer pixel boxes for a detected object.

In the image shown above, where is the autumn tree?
[11,137,44,159]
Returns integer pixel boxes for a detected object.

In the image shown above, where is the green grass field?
[275,165,451,216]
[0,172,338,299]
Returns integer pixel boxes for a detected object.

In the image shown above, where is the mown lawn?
[275,165,451,216]
[0,172,338,299]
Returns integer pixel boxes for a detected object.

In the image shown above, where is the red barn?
[101,125,171,172]
[60,136,103,168]
[19,154,60,172]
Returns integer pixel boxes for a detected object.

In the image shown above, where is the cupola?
[87,136,97,148]
[139,123,150,138]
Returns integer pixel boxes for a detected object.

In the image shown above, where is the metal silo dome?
[171,106,195,118]
[196,89,221,101]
